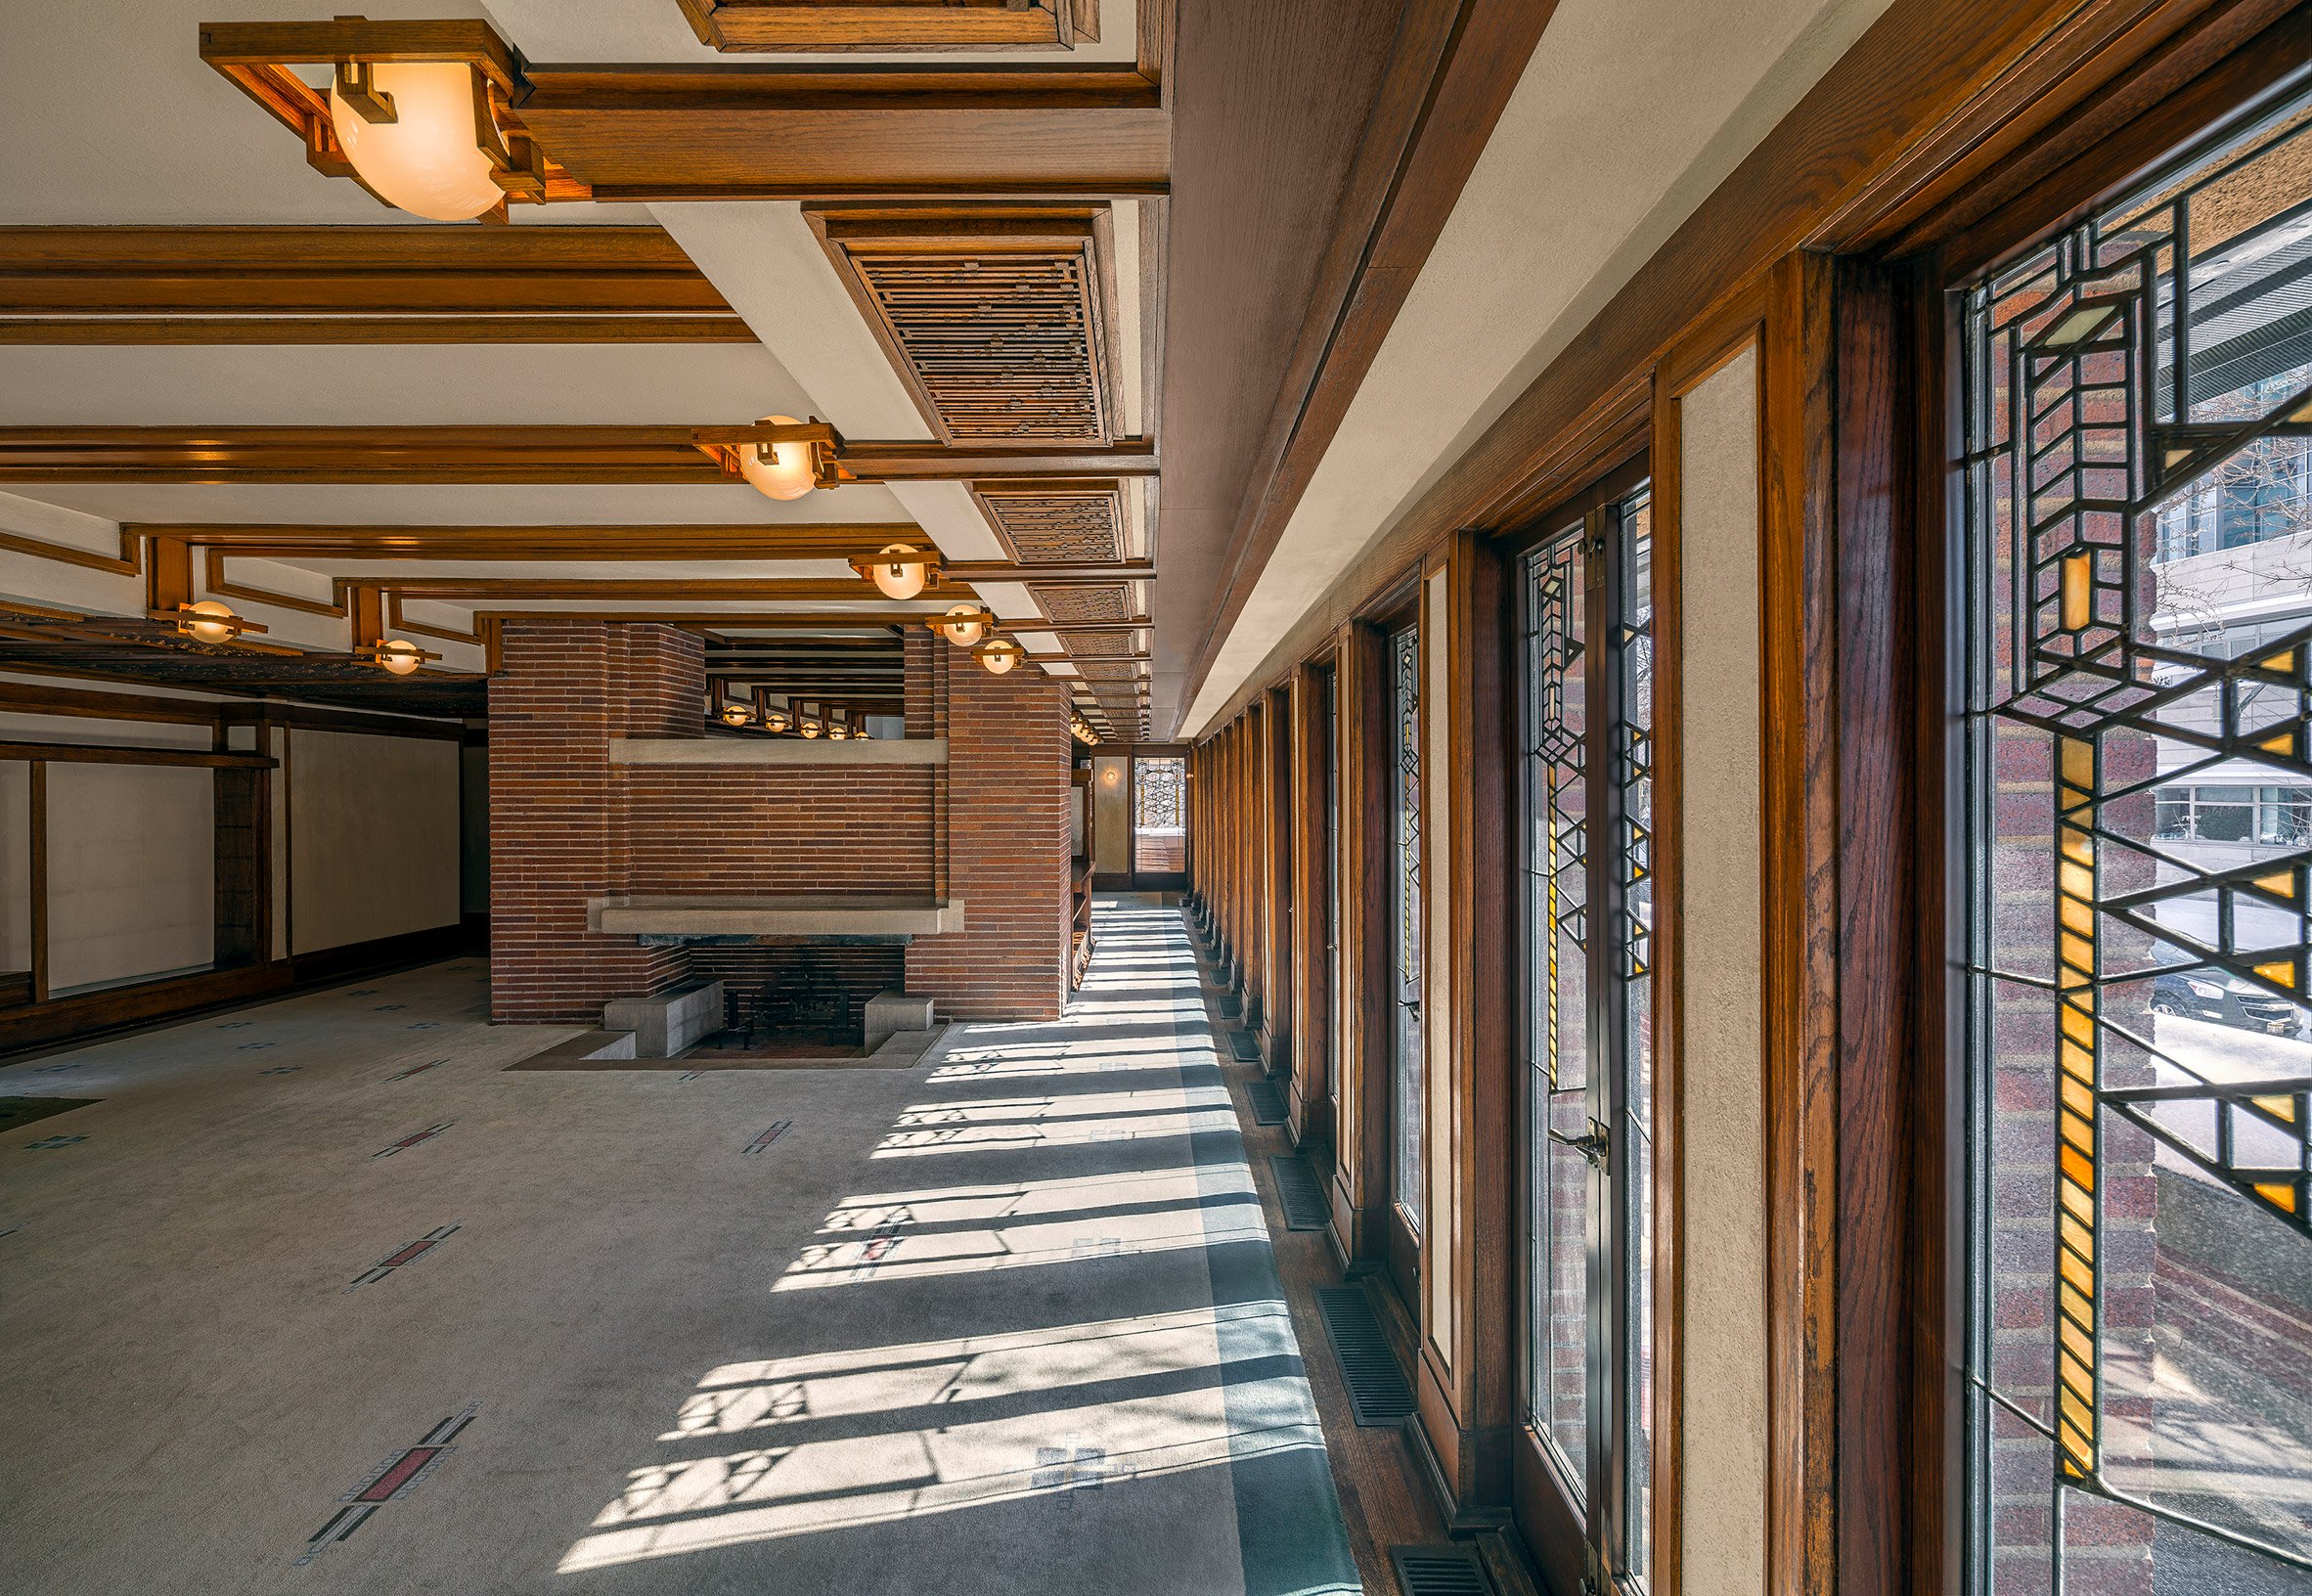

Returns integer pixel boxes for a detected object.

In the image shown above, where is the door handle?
[1548,1117,1612,1173]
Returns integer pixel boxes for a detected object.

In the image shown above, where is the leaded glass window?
[1519,482,1655,1591]
[1961,95,2312,1592]
[1392,621,1426,1228]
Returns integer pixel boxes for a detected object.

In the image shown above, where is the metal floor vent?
[1245,1078,1287,1125]
[1226,1030,1263,1063]
[1270,1154,1329,1230]
[1389,1544,1497,1596]
[1315,1284,1415,1425]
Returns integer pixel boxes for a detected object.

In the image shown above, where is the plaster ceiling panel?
[0,345,819,427]
[1179,0,1899,735]
[0,481,914,526]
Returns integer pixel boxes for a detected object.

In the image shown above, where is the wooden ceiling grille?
[680,0,1099,52]
[1065,630,1136,656]
[855,253,1105,440]
[981,483,1124,563]
[811,210,1119,446]
[1032,581,1134,623]
[1071,659,1140,680]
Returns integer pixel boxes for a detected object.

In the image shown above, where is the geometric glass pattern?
[1393,620,1426,1227]
[1518,485,1656,1590]
[1963,94,2312,1586]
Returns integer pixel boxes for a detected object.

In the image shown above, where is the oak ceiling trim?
[140,522,925,560]
[678,0,1100,54]
[0,427,1157,485]
[202,19,1169,204]
[0,226,751,345]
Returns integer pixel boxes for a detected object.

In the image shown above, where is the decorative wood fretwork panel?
[679,0,1098,52]
[811,210,1118,446]
[982,483,1125,563]
[1064,630,1136,656]
[1031,579,1134,623]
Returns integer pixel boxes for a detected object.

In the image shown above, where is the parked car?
[2150,968,2302,1036]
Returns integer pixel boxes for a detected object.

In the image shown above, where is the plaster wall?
[289,730,462,955]
[1674,345,1769,1596]
[45,763,213,993]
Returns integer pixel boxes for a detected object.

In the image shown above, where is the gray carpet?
[0,903,1359,1595]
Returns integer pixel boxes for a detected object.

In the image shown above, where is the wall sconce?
[153,599,265,644]
[357,638,436,676]
[200,19,578,222]
[931,603,990,648]
[974,637,1026,676]
[853,544,938,601]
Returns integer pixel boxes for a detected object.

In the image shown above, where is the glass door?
[1388,618,1426,1303]
[1515,482,1656,1593]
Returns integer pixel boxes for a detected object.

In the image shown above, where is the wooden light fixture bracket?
[692,419,851,489]
[147,603,269,643]
[355,638,443,670]
[199,17,590,219]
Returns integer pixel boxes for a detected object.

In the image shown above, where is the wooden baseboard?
[0,919,484,1057]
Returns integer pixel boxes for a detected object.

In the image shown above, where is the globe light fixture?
[329,62,505,222]
[719,702,752,727]
[763,709,792,733]
[738,414,819,502]
[868,544,931,601]
[936,603,988,648]
[975,637,1026,676]
[175,600,248,643]
[375,639,424,677]
[799,717,823,739]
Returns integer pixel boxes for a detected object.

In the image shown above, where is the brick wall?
[906,648,1073,1020]
[490,617,1070,1026]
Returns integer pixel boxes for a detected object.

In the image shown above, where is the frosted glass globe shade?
[738,416,817,502]
[331,63,503,223]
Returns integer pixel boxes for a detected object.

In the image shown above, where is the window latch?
[1548,1117,1612,1173]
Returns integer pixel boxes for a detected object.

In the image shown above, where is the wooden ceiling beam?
[678,0,1100,54]
[200,19,1167,205]
[514,65,1168,200]
[0,226,752,345]
[140,522,922,559]
[0,428,1156,485]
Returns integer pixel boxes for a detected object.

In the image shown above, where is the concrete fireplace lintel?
[587,895,964,936]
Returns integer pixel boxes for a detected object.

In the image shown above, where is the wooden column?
[1412,527,1518,1523]
[1331,619,1393,1264]
[1261,683,1295,1071]
[1287,661,1334,1151]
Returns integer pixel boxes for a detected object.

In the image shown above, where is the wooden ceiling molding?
[0,427,1157,486]
[812,208,1122,443]
[0,227,750,345]
[137,523,924,561]
[976,480,1126,562]
[679,0,1100,53]
[201,19,1169,207]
